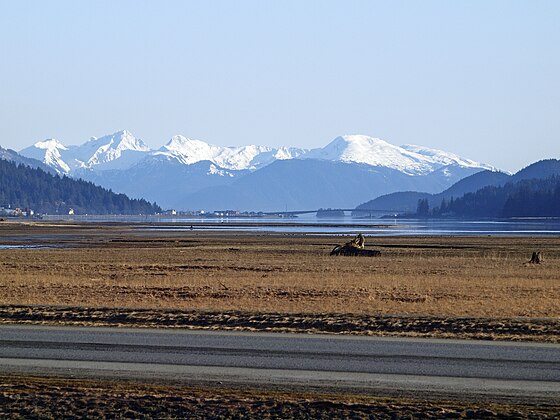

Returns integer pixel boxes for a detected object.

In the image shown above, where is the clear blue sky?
[1,0,558,172]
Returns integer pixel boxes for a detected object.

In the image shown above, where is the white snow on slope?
[273,146,308,160]
[303,135,491,175]
[20,131,492,176]
[67,130,150,167]
[20,130,151,173]
[20,139,70,174]
[400,144,495,170]
[155,135,307,171]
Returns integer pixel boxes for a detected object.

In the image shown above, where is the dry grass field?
[0,221,559,318]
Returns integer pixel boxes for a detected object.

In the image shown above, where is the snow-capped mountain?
[303,135,494,175]
[20,139,71,174]
[20,130,151,173]
[21,130,492,177]
[174,136,495,210]
[154,135,307,170]
[21,130,307,174]
[19,130,496,210]
[71,130,151,170]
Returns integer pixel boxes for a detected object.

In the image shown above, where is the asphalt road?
[1,325,559,402]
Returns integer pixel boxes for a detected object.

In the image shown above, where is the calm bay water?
[39,213,560,235]
[142,215,560,236]
[0,244,56,249]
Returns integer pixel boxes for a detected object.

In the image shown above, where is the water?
[0,244,57,249]
[36,213,560,235]
[143,215,560,236]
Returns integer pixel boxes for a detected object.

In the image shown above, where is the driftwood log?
[330,245,381,257]
[330,234,381,257]
[529,251,543,264]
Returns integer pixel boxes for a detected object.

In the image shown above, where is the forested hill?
[0,159,161,215]
[423,175,560,218]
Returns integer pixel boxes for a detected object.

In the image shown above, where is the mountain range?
[356,160,560,215]
[19,130,496,211]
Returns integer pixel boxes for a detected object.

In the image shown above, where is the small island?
[316,208,345,218]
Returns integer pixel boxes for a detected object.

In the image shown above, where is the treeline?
[417,175,560,218]
[0,159,161,215]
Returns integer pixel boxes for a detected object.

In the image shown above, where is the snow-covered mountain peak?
[90,130,149,151]
[158,136,222,165]
[307,135,404,161]
[302,134,492,175]
[84,130,150,167]
[339,134,392,146]
[163,135,211,154]
[331,135,405,158]
[274,146,308,160]
[19,131,494,179]
[19,130,152,173]
[33,138,68,151]
[303,135,431,174]
[156,136,277,170]
[21,138,70,173]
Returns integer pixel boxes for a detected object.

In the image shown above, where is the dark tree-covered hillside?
[0,159,161,215]
[427,175,560,218]
[501,177,560,217]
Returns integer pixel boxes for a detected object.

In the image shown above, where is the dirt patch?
[1,375,557,419]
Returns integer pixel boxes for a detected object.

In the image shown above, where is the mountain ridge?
[181,160,484,211]
[18,130,496,211]
[356,159,560,214]
[20,130,493,175]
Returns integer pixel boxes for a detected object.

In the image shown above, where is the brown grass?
[0,222,559,318]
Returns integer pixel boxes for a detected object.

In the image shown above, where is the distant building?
[214,210,240,217]
[0,206,34,217]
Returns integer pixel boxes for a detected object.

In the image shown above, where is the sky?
[1,1,559,173]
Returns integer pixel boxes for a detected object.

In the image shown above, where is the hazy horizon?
[1,1,559,173]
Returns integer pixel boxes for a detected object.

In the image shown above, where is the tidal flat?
[0,221,558,341]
